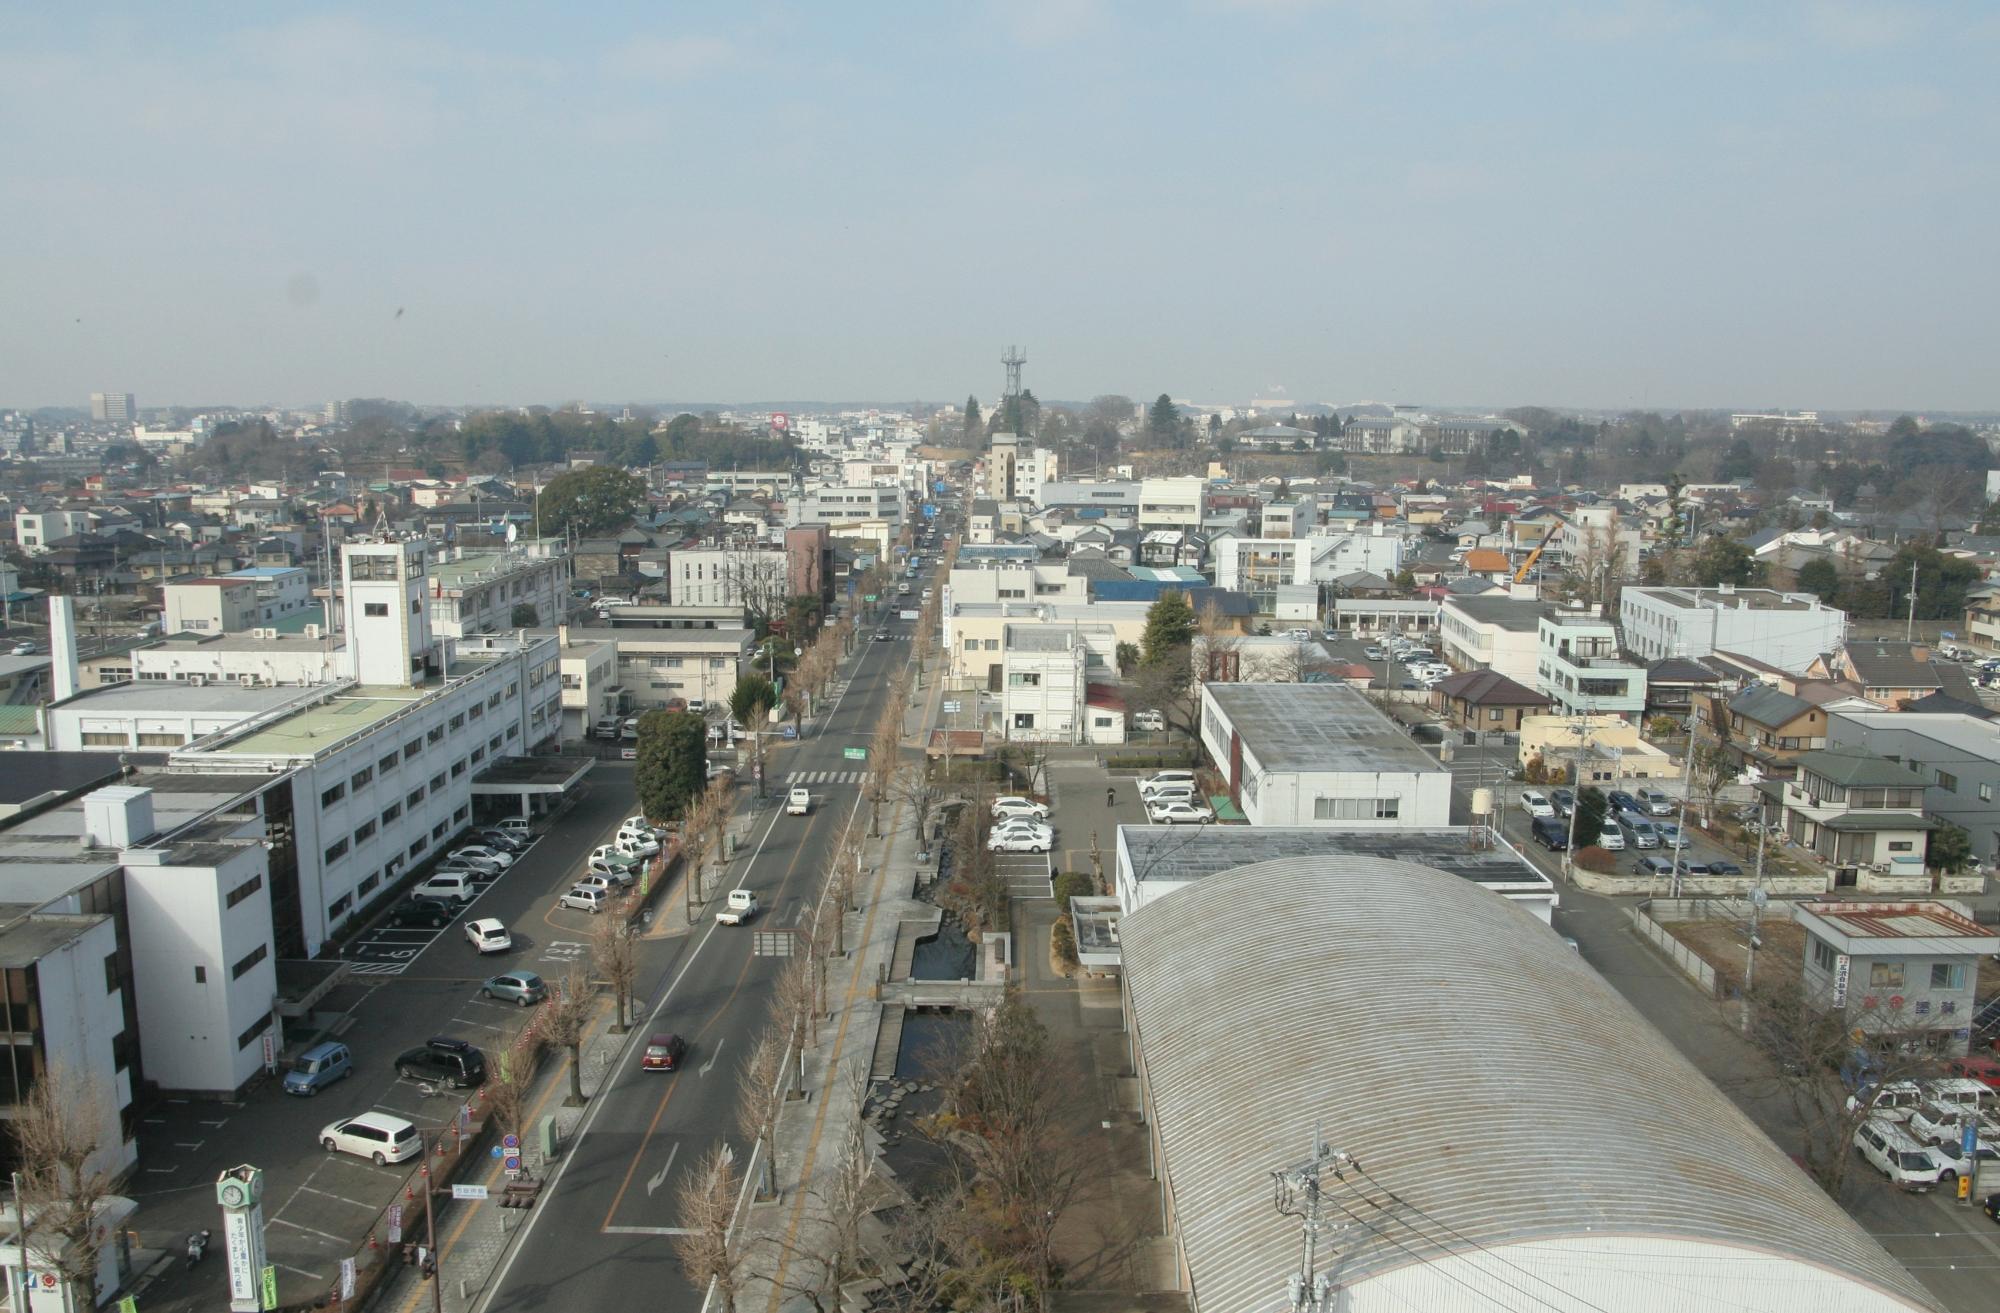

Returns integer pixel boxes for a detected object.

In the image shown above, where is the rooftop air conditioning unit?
[239,673,258,687]
[189,674,208,687]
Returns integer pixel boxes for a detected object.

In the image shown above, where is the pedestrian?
[1107,784,1116,807]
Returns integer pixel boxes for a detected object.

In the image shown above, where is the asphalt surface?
[477,560,926,1313]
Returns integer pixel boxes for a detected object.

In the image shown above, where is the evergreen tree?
[963,396,982,443]
[1147,394,1182,448]
[1140,591,1196,667]
[1573,786,1608,848]
[635,711,707,823]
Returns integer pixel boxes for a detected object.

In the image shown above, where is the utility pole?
[1905,557,1921,642]
[1270,1130,1354,1312]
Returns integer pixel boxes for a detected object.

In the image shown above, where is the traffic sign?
[863,594,877,603]
[843,747,867,761]
[503,1133,520,1149]
[451,1183,490,1201]
[504,1154,522,1175]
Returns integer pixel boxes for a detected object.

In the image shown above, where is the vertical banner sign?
[261,1032,276,1074]
[1831,953,1852,1008]
[223,1205,266,1311]
[386,1204,402,1244]
[339,1258,355,1302]
[116,1298,138,1313]
[259,1265,278,1311]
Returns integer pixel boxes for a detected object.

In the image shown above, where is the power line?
[1312,1183,1529,1313]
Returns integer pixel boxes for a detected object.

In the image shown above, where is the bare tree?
[672,1144,747,1313]
[11,1066,115,1311]
[592,914,640,1032]
[1689,739,1733,828]
[482,1033,541,1141]
[892,760,944,858]
[866,676,909,837]
[767,1062,882,1313]
[1739,980,1946,1198]
[1192,595,1241,684]
[737,1023,788,1200]
[680,784,720,925]
[541,969,597,1107]
[775,920,824,1050]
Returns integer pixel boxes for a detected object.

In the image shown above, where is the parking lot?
[126,774,644,1313]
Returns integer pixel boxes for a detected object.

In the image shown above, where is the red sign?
[770,412,790,431]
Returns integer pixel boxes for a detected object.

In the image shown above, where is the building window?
[379,751,398,774]
[104,953,120,993]
[1868,962,1905,989]
[409,838,427,858]
[451,759,467,778]
[428,726,445,745]
[1812,938,1838,971]
[431,820,448,841]
[324,838,349,864]
[1932,963,1966,990]
[81,732,127,747]
[430,773,445,792]
[320,782,346,807]
[354,819,377,843]
[470,747,486,764]
[469,702,484,720]
[357,872,380,898]
[1887,840,1913,852]
[237,1016,273,1052]
[1007,673,1041,687]
[381,802,402,823]
[193,965,207,984]
[407,788,425,808]
[1312,797,1403,820]
[1936,770,1958,793]
[450,713,465,731]
[453,804,469,823]
[225,875,263,909]
[351,765,374,790]
[137,732,186,747]
[232,943,268,980]
[1982,784,1994,803]
[364,602,389,618]
[404,740,422,760]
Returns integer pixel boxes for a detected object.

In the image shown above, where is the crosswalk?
[782,769,867,786]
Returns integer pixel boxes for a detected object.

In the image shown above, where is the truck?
[716,889,759,925]
[786,787,812,816]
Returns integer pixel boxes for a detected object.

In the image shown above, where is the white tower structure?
[341,539,434,687]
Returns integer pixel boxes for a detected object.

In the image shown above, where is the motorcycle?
[186,1230,210,1268]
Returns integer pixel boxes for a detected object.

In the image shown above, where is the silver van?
[1618,815,1660,849]
[1854,1118,1945,1191]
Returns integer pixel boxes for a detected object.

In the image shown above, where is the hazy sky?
[5,2,1996,412]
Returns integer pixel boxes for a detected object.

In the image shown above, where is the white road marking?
[602,1225,699,1236]
[698,1037,727,1077]
[266,1216,349,1246]
[644,1143,680,1197]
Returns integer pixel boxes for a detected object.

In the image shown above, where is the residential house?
[1695,683,1829,779]
[1431,670,1550,736]
[1829,708,2000,869]
[1809,641,1960,709]
[1644,657,1725,724]
[1535,610,1646,720]
[1438,595,1544,684]
[1773,748,1937,892]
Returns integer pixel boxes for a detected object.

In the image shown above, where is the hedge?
[1105,751,1200,770]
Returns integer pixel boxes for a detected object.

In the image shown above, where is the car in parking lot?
[557,885,610,914]
[991,796,1050,821]
[480,971,547,1006]
[1518,790,1555,818]
[1618,815,1661,848]
[1705,858,1742,876]
[1148,800,1215,825]
[1139,771,1197,799]
[988,828,1052,853]
[1607,790,1643,816]
[464,918,513,954]
[1364,646,1385,660]
[475,828,528,853]
[395,1037,486,1089]
[1549,788,1575,817]
[1132,709,1165,732]
[640,1033,688,1072]
[452,844,515,869]
[1594,825,1626,851]
[571,872,628,900]
[384,897,454,929]
[495,818,532,840]
[991,817,1054,842]
[1633,854,1678,879]
[1655,822,1689,850]
[1634,787,1675,817]
[585,856,639,887]
[412,870,479,902]
[284,1041,355,1096]
[320,1112,422,1165]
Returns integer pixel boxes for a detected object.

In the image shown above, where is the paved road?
[478,564,925,1313]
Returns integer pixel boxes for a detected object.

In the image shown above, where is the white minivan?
[1139,771,1197,800]
[412,870,478,903]
[1854,1118,1945,1191]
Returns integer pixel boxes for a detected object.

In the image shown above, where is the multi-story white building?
[1535,610,1646,720]
[1620,585,1847,674]
[163,577,261,635]
[1209,529,1404,610]
[1199,683,1453,828]
[16,509,92,554]
[670,546,788,610]
[1137,477,1205,532]
[793,484,904,530]
[90,391,136,422]
[572,626,755,713]
[1437,595,1545,685]
[226,566,314,626]
[427,544,575,637]
[997,624,1119,743]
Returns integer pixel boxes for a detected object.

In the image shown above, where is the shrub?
[1105,752,1200,770]
[1051,871,1095,906]
[1049,917,1078,971]
[1573,845,1618,873]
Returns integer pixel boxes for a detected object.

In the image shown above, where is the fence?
[1625,903,1718,997]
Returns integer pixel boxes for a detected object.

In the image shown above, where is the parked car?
[991,796,1050,820]
[411,871,479,903]
[1705,859,1743,876]
[394,1037,486,1089]
[451,846,514,871]
[1634,787,1675,817]
[991,819,1055,845]
[1633,854,1678,879]
[614,829,661,858]
[475,828,528,853]
[284,1042,355,1096]
[1518,790,1555,819]
[1594,825,1625,851]
[1531,817,1568,851]
[1139,771,1197,799]
[1654,822,1689,850]
[1607,791,1644,817]
[988,829,1052,853]
[479,972,547,1006]
[495,818,532,839]
[320,1112,421,1166]
[640,1033,688,1072]
[1364,646,1386,660]
[558,886,609,914]
[1549,788,1575,817]
[385,897,454,929]
[1948,1056,2000,1091]
[585,858,639,888]
[1618,815,1660,849]
[1132,710,1165,732]
[1854,1118,1945,1191]
[464,918,513,954]
[1148,800,1215,825]
[592,716,623,740]
[571,872,626,898]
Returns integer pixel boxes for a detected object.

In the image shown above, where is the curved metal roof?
[1119,856,1938,1313]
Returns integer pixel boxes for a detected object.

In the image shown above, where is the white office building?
[1620,585,1847,674]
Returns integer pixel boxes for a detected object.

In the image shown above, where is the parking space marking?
[174,1140,203,1150]
[298,1184,381,1211]
[267,1216,350,1246]
[274,1263,329,1282]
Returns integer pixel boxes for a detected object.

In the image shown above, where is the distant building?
[1198,682,1452,827]
[1795,900,1995,1057]
[1619,585,1847,674]
[89,391,135,422]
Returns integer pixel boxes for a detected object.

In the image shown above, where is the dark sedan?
[385,898,454,929]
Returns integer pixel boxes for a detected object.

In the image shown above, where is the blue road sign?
[922,504,937,519]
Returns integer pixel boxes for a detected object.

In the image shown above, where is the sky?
[4,1,1996,413]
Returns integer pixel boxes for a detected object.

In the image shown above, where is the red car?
[1948,1055,2000,1091]
[640,1033,687,1072]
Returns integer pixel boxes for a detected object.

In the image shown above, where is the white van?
[412,870,478,903]
[1854,1118,1945,1191]
[1847,1080,1924,1123]
[1139,771,1197,799]
[1924,1077,1999,1117]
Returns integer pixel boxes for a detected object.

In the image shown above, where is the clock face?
[219,1182,247,1208]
